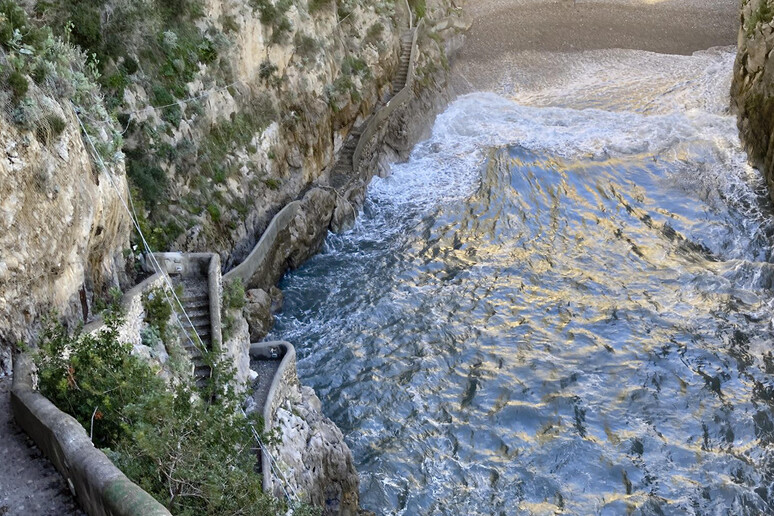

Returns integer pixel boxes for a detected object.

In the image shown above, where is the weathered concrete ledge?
[223,202,301,290]
[10,354,171,516]
[83,272,165,346]
[248,341,297,496]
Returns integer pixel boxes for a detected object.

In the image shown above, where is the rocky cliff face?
[0,97,130,374]
[732,0,774,198]
[270,384,361,516]
[114,0,409,266]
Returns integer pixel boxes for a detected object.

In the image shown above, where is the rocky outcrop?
[244,288,274,341]
[270,384,361,516]
[732,0,774,199]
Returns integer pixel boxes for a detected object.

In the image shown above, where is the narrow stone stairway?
[328,30,414,191]
[329,123,366,189]
[177,275,213,388]
[391,32,414,93]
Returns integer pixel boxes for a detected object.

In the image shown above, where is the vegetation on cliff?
[0,0,121,162]
[6,0,405,257]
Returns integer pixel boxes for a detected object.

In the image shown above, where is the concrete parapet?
[207,254,223,353]
[83,272,165,348]
[10,354,171,516]
[248,341,297,495]
[223,202,301,289]
[352,20,423,173]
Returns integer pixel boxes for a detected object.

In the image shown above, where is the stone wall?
[10,354,170,516]
[249,342,360,516]
[732,0,774,200]
[83,273,166,349]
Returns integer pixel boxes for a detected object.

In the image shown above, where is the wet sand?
[454,0,740,92]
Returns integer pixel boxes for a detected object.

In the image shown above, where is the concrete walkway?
[0,376,84,516]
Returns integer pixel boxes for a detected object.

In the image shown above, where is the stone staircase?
[177,275,213,388]
[329,123,366,189]
[328,30,414,191]
[391,32,414,95]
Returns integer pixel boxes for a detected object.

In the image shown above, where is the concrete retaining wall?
[10,354,171,516]
[207,254,223,353]
[248,341,297,495]
[83,273,166,349]
[223,202,300,290]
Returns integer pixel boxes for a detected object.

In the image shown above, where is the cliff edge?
[732,0,774,199]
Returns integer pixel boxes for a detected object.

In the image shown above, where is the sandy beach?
[453,0,740,92]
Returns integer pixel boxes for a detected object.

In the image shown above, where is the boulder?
[244,288,273,341]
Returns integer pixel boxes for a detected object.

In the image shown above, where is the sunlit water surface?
[269,47,774,515]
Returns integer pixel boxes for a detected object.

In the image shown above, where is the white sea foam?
[364,46,769,261]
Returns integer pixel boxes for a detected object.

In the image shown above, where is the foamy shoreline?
[453,0,739,93]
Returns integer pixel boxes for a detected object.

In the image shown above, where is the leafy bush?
[143,287,173,339]
[206,202,221,222]
[250,0,293,43]
[223,278,246,310]
[365,22,384,47]
[35,314,161,447]
[408,0,426,19]
[35,113,67,145]
[34,314,301,515]
[308,0,332,14]
[126,151,168,208]
[264,177,281,190]
[294,32,318,61]
[7,70,28,100]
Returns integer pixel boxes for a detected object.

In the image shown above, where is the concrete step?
[181,299,208,311]
[184,306,210,318]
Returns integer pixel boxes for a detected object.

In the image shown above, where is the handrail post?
[405,0,413,29]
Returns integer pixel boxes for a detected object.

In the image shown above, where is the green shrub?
[35,314,162,447]
[408,0,426,19]
[35,113,67,145]
[259,59,278,81]
[365,22,384,47]
[69,4,102,51]
[0,0,48,50]
[250,0,292,43]
[34,315,300,515]
[746,0,774,36]
[342,55,370,78]
[294,32,318,60]
[223,278,246,310]
[126,154,168,208]
[308,0,332,14]
[206,202,221,222]
[143,287,173,339]
[264,177,281,190]
[7,70,28,100]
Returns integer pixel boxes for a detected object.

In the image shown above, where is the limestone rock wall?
[0,106,131,371]
[270,384,361,516]
[732,0,774,199]
[119,0,407,267]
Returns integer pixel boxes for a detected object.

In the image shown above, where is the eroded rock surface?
[270,385,361,516]
[732,0,774,198]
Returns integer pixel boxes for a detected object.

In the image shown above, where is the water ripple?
[271,48,774,515]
